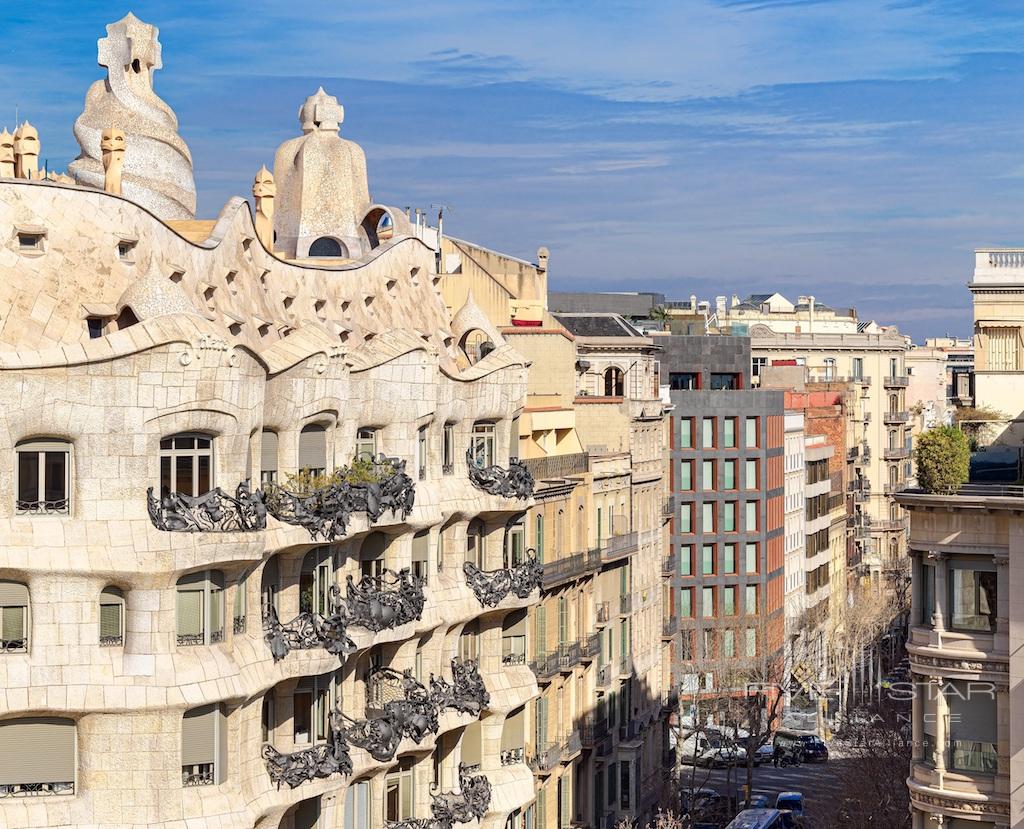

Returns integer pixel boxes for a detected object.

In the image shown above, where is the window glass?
[680,460,692,490]
[745,417,758,448]
[471,423,495,468]
[701,545,714,575]
[745,585,757,614]
[679,504,692,533]
[745,543,758,573]
[701,460,715,490]
[723,418,737,448]
[160,434,213,497]
[745,459,757,489]
[679,545,692,576]
[16,440,70,514]
[701,587,714,618]
[745,501,758,531]
[723,460,736,490]
[723,502,736,532]
[723,586,736,615]
[680,418,693,448]
[702,418,715,448]
[949,564,997,631]
[702,503,714,533]
[724,543,736,574]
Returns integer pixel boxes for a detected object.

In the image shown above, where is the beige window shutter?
[181,704,218,767]
[1,606,25,641]
[99,604,121,639]
[260,430,278,476]
[500,707,525,751]
[299,424,327,470]
[411,531,429,566]
[177,590,204,637]
[0,717,75,785]
[0,580,29,606]
[461,721,481,766]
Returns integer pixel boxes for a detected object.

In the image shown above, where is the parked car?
[679,731,748,767]
[748,794,770,808]
[751,742,775,765]
[773,730,828,763]
[775,792,804,817]
[725,808,792,829]
[681,786,721,813]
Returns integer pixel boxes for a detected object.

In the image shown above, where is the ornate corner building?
[0,14,551,829]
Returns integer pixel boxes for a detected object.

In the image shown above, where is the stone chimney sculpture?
[101,128,125,194]
[252,166,275,251]
[69,13,196,219]
[0,129,14,178]
[271,88,373,258]
[14,122,40,179]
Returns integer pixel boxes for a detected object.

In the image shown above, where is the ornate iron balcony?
[386,763,492,829]
[351,668,439,762]
[263,709,353,790]
[262,584,355,662]
[463,555,542,608]
[429,658,490,717]
[529,650,560,681]
[580,632,601,661]
[465,447,535,499]
[263,455,415,541]
[347,568,425,631]
[147,481,265,532]
[529,741,562,773]
[500,747,525,766]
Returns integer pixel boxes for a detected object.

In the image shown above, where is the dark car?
[773,730,828,763]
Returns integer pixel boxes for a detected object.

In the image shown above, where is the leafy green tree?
[915,426,969,494]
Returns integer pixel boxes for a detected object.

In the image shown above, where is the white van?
[678,730,747,767]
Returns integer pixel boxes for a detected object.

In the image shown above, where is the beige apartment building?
[440,240,670,828]
[0,15,553,829]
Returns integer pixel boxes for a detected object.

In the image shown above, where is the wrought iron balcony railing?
[529,650,561,681]
[500,747,525,766]
[596,602,611,625]
[466,448,535,499]
[580,632,601,661]
[429,658,490,717]
[883,410,910,424]
[263,584,356,662]
[884,375,909,387]
[502,635,527,666]
[596,664,613,689]
[347,568,426,631]
[598,531,639,563]
[661,552,677,574]
[386,764,492,829]
[147,481,265,532]
[541,550,601,587]
[662,617,679,638]
[883,447,911,460]
[264,714,353,790]
[562,730,582,759]
[263,455,415,541]
[463,555,542,608]
[529,741,562,773]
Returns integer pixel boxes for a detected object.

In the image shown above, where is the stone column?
[912,675,924,763]
[993,554,1009,655]
[931,676,947,776]
[933,552,946,634]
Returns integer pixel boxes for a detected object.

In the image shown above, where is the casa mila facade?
[0,15,546,829]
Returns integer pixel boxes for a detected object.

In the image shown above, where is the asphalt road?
[678,756,844,826]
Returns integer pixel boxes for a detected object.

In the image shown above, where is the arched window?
[466,519,485,568]
[470,422,495,468]
[300,547,333,616]
[308,236,346,257]
[505,518,525,568]
[0,580,29,653]
[99,586,125,647]
[604,367,624,397]
[889,465,899,487]
[159,434,212,498]
[889,394,899,414]
[355,427,378,461]
[16,438,70,514]
[0,717,76,795]
[360,532,388,579]
[260,430,278,483]
[181,703,226,785]
[298,424,327,477]
[176,570,225,646]
[261,556,279,616]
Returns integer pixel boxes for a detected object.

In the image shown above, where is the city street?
[678,753,847,826]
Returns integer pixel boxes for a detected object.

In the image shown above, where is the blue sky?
[4,1,1024,339]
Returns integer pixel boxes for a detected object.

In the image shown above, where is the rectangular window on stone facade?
[745,585,758,614]
[723,417,737,448]
[701,460,715,490]
[724,543,736,574]
[723,502,736,532]
[745,543,758,574]
[355,427,378,461]
[702,587,715,618]
[297,425,326,477]
[680,588,692,617]
[745,417,759,448]
[470,423,495,468]
[702,417,716,448]
[948,561,997,632]
[0,580,29,653]
[680,544,692,576]
[745,459,757,490]
[16,439,71,514]
[679,503,693,534]
[701,545,715,575]
[723,629,736,658]
[417,427,428,481]
[680,460,693,491]
[723,459,736,490]
[745,501,758,531]
[680,417,694,449]
[723,586,736,616]
[702,503,714,533]
[181,703,226,786]
[260,430,278,484]
[442,423,455,474]
[745,628,757,657]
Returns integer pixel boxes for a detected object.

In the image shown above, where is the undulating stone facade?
[0,17,544,829]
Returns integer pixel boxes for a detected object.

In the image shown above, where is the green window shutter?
[99,604,121,639]
[2,606,25,642]
[535,606,546,655]
[535,515,544,563]
[0,717,75,786]
[177,590,203,637]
